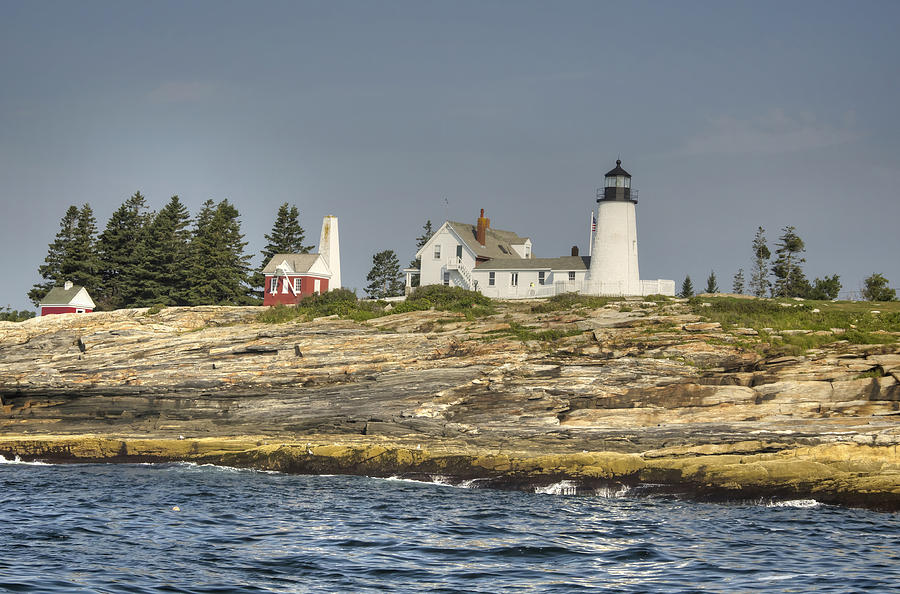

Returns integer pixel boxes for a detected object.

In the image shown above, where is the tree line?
[680,225,896,301]
[30,193,314,310]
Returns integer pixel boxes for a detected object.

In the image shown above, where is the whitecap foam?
[767,499,820,508]
[592,485,630,498]
[0,454,50,466]
[535,480,579,496]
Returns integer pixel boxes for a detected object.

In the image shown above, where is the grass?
[530,292,614,313]
[690,296,900,340]
[256,286,495,324]
[687,296,900,356]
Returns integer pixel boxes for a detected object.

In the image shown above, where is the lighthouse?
[587,159,640,295]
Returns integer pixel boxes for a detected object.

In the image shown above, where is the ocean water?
[1,457,898,593]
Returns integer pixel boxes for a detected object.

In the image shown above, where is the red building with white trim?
[262,254,332,306]
[40,281,95,316]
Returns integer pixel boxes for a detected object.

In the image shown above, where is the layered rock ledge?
[2,301,899,509]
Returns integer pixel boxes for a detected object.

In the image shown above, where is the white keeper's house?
[407,160,674,299]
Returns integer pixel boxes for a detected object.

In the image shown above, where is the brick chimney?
[571,246,579,257]
[476,208,490,246]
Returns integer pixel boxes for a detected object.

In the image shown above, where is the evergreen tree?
[29,205,80,305]
[366,250,404,299]
[806,275,842,300]
[61,203,102,291]
[771,226,808,298]
[186,200,254,305]
[705,270,719,294]
[126,196,192,307]
[862,273,896,302]
[732,268,745,294]
[749,226,771,298]
[679,275,694,298]
[96,191,151,309]
[409,219,435,287]
[252,203,313,298]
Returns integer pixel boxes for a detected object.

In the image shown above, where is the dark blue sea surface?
[1,458,898,593]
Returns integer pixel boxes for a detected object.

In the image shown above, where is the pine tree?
[29,205,80,305]
[96,191,151,309]
[252,203,314,298]
[127,196,192,307]
[679,275,694,298]
[771,226,809,298]
[705,270,718,294]
[749,226,770,298]
[366,250,403,299]
[409,219,435,287]
[186,200,253,305]
[732,268,745,294]
[62,203,102,291]
[862,273,896,302]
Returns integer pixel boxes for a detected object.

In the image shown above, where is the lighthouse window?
[624,177,631,188]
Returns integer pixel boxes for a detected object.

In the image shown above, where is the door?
[456,245,463,262]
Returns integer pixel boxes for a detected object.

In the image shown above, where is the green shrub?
[146,304,167,316]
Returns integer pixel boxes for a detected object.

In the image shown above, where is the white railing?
[446,257,474,290]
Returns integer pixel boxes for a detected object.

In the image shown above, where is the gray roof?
[40,285,87,305]
[447,221,530,260]
[475,256,590,271]
[262,253,320,274]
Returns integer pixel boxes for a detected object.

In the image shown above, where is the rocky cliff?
[2,299,899,509]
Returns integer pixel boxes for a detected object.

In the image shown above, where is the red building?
[262,254,333,306]
[40,281,95,316]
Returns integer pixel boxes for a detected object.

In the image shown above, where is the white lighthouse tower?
[318,215,341,290]
[588,159,640,295]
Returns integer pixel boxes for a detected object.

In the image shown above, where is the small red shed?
[262,254,333,306]
[40,281,95,316]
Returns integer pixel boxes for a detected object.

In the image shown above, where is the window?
[525,245,531,258]
[443,271,450,286]
[456,245,463,260]
[294,278,302,293]
[538,271,545,285]
[434,244,441,260]
[270,277,279,293]
[488,272,495,286]
[569,271,576,281]
[511,273,518,287]
[75,308,85,314]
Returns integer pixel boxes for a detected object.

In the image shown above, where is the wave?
[0,454,50,466]
[766,499,820,508]
[535,480,580,496]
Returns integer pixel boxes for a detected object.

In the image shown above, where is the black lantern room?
[596,159,637,203]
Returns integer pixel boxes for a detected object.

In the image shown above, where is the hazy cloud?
[681,109,859,155]
[148,80,218,104]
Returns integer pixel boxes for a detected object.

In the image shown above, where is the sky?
[2,0,899,310]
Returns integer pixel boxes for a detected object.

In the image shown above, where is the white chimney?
[64,280,74,290]
[318,216,341,290]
